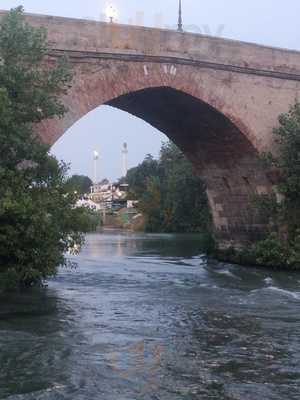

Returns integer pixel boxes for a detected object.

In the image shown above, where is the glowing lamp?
[105,5,118,23]
[93,150,99,160]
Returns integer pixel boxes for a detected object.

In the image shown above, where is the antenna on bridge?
[177,0,183,32]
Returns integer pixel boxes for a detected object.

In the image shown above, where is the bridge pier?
[205,172,272,249]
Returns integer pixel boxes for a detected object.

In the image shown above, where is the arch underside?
[107,87,273,247]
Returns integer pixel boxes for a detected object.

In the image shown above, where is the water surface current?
[1,232,300,399]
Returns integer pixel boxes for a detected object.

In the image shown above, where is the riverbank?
[97,214,298,270]
[215,242,300,271]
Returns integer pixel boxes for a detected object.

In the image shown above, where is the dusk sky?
[2,0,300,181]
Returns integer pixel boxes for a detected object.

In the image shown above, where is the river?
[1,232,300,399]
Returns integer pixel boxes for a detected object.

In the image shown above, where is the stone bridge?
[3,11,300,248]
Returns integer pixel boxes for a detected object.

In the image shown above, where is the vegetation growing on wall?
[224,102,300,269]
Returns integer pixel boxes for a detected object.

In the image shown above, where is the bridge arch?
[106,86,273,248]
[42,61,274,248]
[40,60,260,152]
[7,11,299,248]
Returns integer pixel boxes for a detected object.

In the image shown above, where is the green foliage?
[65,175,93,196]
[159,142,211,233]
[228,232,300,270]
[262,102,300,236]
[77,207,102,232]
[0,8,90,290]
[247,101,300,268]
[126,141,211,234]
[139,176,162,232]
[273,103,300,200]
[253,233,288,268]
[126,154,160,199]
[288,231,300,267]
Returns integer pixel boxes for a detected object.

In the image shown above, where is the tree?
[244,101,300,268]
[159,142,210,233]
[126,154,160,199]
[258,102,300,243]
[126,141,211,233]
[272,102,300,239]
[0,7,90,289]
[65,175,93,196]
[138,176,162,232]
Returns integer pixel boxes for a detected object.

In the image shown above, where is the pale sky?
[1,0,300,181]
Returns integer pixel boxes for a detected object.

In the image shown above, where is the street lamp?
[177,0,183,32]
[105,5,118,23]
[93,150,99,184]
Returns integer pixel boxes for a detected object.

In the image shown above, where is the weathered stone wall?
[2,11,300,247]
[2,11,300,75]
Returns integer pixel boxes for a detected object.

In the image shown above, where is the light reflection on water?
[1,231,300,399]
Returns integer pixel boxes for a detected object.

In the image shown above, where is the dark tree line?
[126,142,211,233]
[65,175,93,196]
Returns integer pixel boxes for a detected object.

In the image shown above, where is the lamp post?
[177,0,183,32]
[105,5,118,23]
[122,142,128,178]
[93,150,99,184]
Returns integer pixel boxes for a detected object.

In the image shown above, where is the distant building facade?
[89,179,130,210]
[76,198,101,211]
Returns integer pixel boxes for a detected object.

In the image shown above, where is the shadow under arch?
[106,87,256,169]
[105,86,273,248]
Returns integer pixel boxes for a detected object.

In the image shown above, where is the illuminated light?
[105,5,118,23]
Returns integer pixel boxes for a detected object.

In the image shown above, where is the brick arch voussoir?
[39,61,258,152]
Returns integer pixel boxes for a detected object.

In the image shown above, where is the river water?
[1,232,300,400]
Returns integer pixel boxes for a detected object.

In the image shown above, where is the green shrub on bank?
[253,234,288,268]
[218,232,300,270]
[81,208,102,232]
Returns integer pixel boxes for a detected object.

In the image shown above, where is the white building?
[76,199,101,211]
[89,180,128,210]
